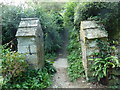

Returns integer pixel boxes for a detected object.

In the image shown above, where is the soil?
[51,55,105,88]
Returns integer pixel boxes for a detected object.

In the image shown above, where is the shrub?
[91,56,120,82]
[2,3,63,52]
[90,40,120,85]
[74,2,120,40]
[1,45,56,88]
[63,2,84,81]
[0,46,28,83]
[63,2,77,27]
[2,4,22,50]
[2,61,56,89]
[64,2,120,83]
[67,28,84,81]
[33,7,63,52]
[2,68,52,88]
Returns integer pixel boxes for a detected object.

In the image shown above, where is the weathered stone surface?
[21,18,38,21]
[19,18,39,28]
[86,48,99,56]
[87,40,98,48]
[16,18,44,70]
[16,27,37,37]
[26,54,44,69]
[18,45,37,54]
[26,54,38,64]
[17,37,36,46]
[80,21,108,80]
[85,28,108,39]
[81,21,99,29]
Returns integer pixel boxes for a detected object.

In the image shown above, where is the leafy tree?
[63,2,77,27]
[2,4,22,50]
[2,3,64,52]
[74,2,120,40]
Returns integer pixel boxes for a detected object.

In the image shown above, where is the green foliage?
[2,67,52,88]
[44,60,56,75]
[35,2,65,12]
[91,56,120,81]
[63,2,84,81]
[2,3,63,52]
[63,2,77,27]
[45,52,57,62]
[1,3,61,88]
[74,2,120,40]
[64,2,120,84]
[51,12,64,33]
[0,46,28,83]
[2,4,22,50]
[2,5,21,44]
[90,40,120,85]
[67,28,84,81]
[33,7,63,52]
[1,45,56,88]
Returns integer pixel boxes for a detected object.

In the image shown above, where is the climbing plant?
[90,40,120,86]
[74,2,120,40]
[73,2,120,86]
[64,2,120,86]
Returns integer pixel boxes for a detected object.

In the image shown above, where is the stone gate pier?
[16,18,44,69]
[80,21,108,80]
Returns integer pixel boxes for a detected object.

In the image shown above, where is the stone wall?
[0,47,3,86]
[80,21,108,80]
[16,18,44,69]
[109,30,120,61]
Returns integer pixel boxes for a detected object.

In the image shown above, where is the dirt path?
[51,54,105,88]
[51,29,105,88]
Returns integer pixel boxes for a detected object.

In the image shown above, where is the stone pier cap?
[16,18,40,37]
[81,21,108,39]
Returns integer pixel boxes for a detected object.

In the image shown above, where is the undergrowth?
[2,61,56,89]
[90,40,120,86]
[45,52,57,62]
[0,46,56,89]
[67,27,84,81]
